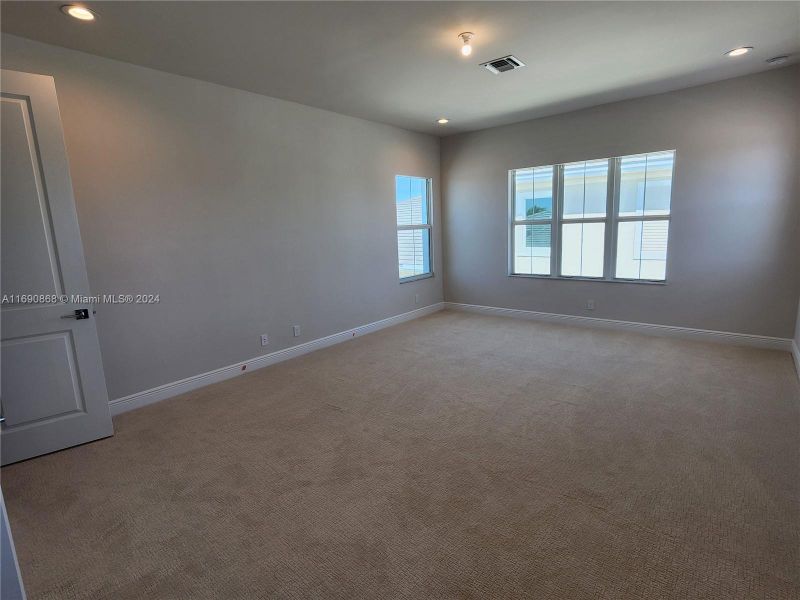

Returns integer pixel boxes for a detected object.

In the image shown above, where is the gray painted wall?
[441,66,800,338]
[1,35,443,400]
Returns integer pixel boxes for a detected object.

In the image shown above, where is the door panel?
[1,98,63,298]
[2,332,85,426]
[1,70,113,465]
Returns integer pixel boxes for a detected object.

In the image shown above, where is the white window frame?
[396,175,433,283]
[508,150,675,284]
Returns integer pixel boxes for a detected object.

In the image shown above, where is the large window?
[510,150,674,282]
[396,175,432,281]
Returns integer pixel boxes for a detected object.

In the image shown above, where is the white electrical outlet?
[260,334,269,347]
[586,299,595,311]
[292,325,301,337]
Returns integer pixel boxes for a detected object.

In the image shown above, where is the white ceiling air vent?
[480,55,526,74]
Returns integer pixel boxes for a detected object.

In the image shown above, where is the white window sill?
[400,273,434,284]
[508,274,666,285]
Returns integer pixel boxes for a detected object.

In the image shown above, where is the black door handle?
[61,308,90,320]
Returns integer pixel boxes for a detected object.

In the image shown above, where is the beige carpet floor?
[3,310,799,599]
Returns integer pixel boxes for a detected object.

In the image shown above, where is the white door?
[1,69,113,465]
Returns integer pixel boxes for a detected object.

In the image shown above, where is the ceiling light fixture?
[61,5,97,21]
[725,46,752,57]
[437,118,449,125]
[458,32,474,57]
[766,55,789,66]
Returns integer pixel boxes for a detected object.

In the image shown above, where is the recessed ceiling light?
[766,55,789,66]
[61,5,97,21]
[458,32,474,57]
[437,118,449,125]
[725,46,752,57]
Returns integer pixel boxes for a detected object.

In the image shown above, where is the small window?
[614,151,674,281]
[560,159,609,278]
[510,150,674,282]
[396,175,432,281]
[512,166,554,275]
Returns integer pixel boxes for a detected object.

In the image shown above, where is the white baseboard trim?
[444,302,793,352]
[792,340,800,381]
[109,302,444,416]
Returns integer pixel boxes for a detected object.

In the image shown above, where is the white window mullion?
[552,164,562,277]
[616,215,670,223]
[508,171,514,275]
[397,225,431,231]
[606,157,620,279]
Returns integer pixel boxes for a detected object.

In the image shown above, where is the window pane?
[396,175,412,225]
[644,151,674,216]
[514,168,532,220]
[562,163,584,219]
[619,155,645,216]
[561,222,604,277]
[513,224,550,275]
[563,160,608,220]
[514,166,553,221]
[396,175,428,226]
[619,151,674,217]
[397,228,431,278]
[615,220,668,280]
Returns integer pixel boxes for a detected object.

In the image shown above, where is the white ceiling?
[2,1,798,136]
